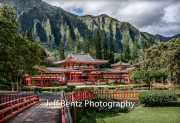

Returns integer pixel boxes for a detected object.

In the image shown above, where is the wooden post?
[121,90,122,98]
[127,90,128,99]
[132,91,134,99]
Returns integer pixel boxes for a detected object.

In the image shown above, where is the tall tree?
[119,48,124,62]
[25,27,34,42]
[143,40,147,52]
[0,5,47,91]
[95,29,102,59]
[123,35,130,62]
[83,30,90,53]
[75,33,81,53]
[59,39,65,60]
[109,43,114,64]
[149,37,153,47]
[90,35,96,57]
[132,37,138,60]
[102,28,108,60]
[67,30,73,51]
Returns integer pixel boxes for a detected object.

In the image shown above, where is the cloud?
[42,0,180,37]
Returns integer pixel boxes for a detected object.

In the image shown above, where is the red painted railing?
[62,90,140,123]
[0,94,39,123]
[61,93,73,123]
[64,90,140,103]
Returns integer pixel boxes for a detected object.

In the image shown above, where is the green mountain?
[1,0,179,56]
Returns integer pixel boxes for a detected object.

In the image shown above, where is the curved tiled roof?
[40,67,67,72]
[111,61,131,66]
[93,68,135,73]
[53,52,108,64]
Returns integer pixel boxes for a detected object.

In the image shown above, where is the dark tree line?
[59,28,114,67]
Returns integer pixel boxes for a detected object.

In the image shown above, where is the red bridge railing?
[64,90,140,102]
[0,94,39,123]
[62,90,140,123]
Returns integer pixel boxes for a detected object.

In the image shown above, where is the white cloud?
[42,0,180,37]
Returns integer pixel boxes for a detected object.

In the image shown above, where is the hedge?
[138,91,178,106]
[51,82,60,86]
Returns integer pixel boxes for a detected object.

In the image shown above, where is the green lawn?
[86,100,180,123]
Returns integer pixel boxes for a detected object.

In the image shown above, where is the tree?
[90,35,96,57]
[67,30,73,51]
[123,35,130,62]
[109,43,114,64]
[83,30,90,53]
[130,70,168,90]
[59,39,65,60]
[132,37,138,60]
[149,37,153,47]
[75,33,81,53]
[143,40,147,52]
[102,28,108,60]
[119,48,124,62]
[95,29,102,59]
[25,27,34,42]
[0,5,47,91]
[137,38,180,86]
[0,4,19,91]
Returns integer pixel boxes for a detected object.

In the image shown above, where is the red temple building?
[24,52,136,86]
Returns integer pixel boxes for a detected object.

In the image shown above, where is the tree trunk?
[9,74,14,91]
[162,78,164,84]
[15,75,19,92]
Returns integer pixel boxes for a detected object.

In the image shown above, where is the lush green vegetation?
[84,100,180,123]
[130,70,169,90]
[0,5,47,91]
[131,38,180,86]
[50,82,60,86]
[138,91,178,106]
[74,90,180,123]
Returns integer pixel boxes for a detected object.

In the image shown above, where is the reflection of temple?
[24,52,136,86]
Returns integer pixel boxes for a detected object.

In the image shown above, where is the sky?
[42,0,180,37]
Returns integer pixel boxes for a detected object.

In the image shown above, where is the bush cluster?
[138,91,178,106]
[51,82,60,86]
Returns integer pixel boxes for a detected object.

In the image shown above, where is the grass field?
[86,100,180,123]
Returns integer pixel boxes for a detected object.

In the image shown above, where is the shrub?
[138,91,178,106]
[67,85,76,91]
[52,88,56,92]
[51,82,60,86]
[63,88,71,92]
[0,85,9,90]
[108,80,115,84]
[47,88,52,92]
[56,88,62,92]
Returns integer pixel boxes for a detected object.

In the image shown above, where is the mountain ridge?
[0,0,179,55]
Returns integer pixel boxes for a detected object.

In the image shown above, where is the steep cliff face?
[0,0,179,54]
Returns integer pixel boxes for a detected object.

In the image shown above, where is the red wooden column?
[128,76,130,84]
[70,72,71,83]
[75,72,76,82]
[50,72,51,83]
[56,72,57,82]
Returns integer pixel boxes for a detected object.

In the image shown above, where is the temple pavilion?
[24,52,136,86]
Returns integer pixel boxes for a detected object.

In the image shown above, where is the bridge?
[0,90,140,123]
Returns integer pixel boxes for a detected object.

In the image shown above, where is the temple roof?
[53,52,108,65]
[93,68,135,73]
[40,67,67,72]
[111,61,131,67]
